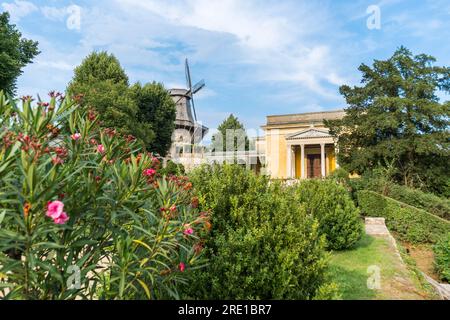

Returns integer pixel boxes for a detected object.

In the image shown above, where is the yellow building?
[260,110,345,179]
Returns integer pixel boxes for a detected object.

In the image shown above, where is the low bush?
[183,164,338,300]
[0,92,209,299]
[347,174,450,220]
[293,179,363,250]
[357,190,450,244]
[160,159,185,176]
[383,184,450,220]
[433,232,450,282]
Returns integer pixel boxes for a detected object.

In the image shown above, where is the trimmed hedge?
[347,176,450,220]
[433,232,450,282]
[384,184,450,220]
[357,190,450,244]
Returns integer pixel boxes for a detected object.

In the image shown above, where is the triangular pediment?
[286,128,332,140]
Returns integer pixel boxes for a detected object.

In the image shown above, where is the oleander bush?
[293,179,363,250]
[357,190,450,244]
[0,91,209,299]
[183,164,338,300]
[433,232,450,282]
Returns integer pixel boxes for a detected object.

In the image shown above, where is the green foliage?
[0,12,40,95]
[129,82,176,156]
[433,232,450,282]
[159,160,185,176]
[184,164,337,299]
[349,173,450,220]
[0,92,208,299]
[328,167,350,185]
[357,190,450,244]
[212,114,249,152]
[67,51,155,149]
[293,179,363,250]
[326,47,450,196]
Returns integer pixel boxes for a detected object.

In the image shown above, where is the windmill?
[184,58,205,122]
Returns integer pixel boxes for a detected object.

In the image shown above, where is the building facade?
[260,110,345,179]
[168,88,208,170]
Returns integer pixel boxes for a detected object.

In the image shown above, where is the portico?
[285,128,337,179]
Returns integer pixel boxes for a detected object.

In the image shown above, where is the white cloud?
[40,6,67,21]
[1,0,37,22]
[111,0,346,101]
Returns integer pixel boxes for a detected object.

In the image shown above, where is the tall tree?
[212,114,249,152]
[67,51,154,148]
[0,12,39,95]
[129,82,176,156]
[326,47,450,195]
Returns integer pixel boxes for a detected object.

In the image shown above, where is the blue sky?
[2,0,450,136]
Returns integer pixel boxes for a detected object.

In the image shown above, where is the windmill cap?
[169,88,190,96]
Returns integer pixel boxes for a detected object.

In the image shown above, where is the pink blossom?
[46,200,70,224]
[183,227,194,236]
[178,262,185,272]
[71,133,81,141]
[143,168,156,177]
[97,144,105,154]
[54,212,69,224]
[46,201,64,219]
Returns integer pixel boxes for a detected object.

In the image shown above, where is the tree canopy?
[326,47,450,196]
[129,82,176,156]
[0,12,39,95]
[67,51,155,149]
[212,114,249,152]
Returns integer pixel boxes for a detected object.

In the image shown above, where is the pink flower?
[71,133,81,141]
[46,200,70,225]
[54,211,69,224]
[183,227,194,236]
[46,201,64,219]
[97,144,105,154]
[52,156,64,165]
[178,262,185,272]
[143,168,156,177]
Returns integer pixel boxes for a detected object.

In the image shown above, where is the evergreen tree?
[67,52,154,148]
[129,82,176,156]
[212,114,249,152]
[0,12,39,95]
[326,47,450,195]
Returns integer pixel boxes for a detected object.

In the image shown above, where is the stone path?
[365,217,449,300]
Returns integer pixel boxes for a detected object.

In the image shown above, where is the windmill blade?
[192,79,205,94]
[191,95,198,122]
[185,58,192,92]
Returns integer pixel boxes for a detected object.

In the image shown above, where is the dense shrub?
[183,164,338,300]
[293,179,363,250]
[347,174,450,220]
[0,92,209,299]
[160,160,185,176]
[433,233,450,282]
[383,184,450,220]
[357,190,450,244]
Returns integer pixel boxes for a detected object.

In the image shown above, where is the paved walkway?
[365,217,449,300]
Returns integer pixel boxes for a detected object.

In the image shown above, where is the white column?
[334,142,340,168]
[300,144,306,179]
[286,144,292,178]
[321,143,326,177]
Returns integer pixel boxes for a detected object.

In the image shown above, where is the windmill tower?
[168,59,208,166]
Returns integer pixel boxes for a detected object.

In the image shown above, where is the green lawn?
[329,234,430,300]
